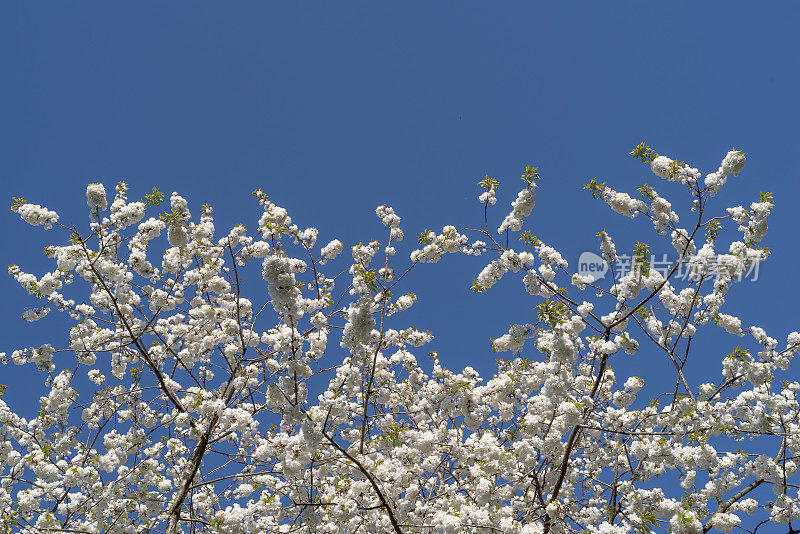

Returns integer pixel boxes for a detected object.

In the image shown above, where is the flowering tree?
[2,145,799,534]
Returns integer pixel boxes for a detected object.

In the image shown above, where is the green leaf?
[353,264,379,292]
[471,279,486,293]
[478,174,500,192]
[635,506,658,532]
[536,299,567,327]
[633,242,651,276]
[583,178,607,200]
[630,142,658,164]
[144,187,164,207]
[159,211,182,227]
[705,220,721,244]
[726,346,751,362]
[9,197,26,213]
[519,230,541,248]
[637,183,655,201]
[521,165,539,187]
[668,159,685,178]
[418,229,433,245]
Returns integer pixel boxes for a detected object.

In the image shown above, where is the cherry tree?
[1,145,799,534]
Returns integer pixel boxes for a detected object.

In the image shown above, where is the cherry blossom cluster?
[0,146,797,534]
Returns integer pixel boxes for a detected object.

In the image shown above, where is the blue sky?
[1,3,799,407]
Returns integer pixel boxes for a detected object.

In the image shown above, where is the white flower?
[602,187,646,218]
[721,149,746,177]
[16,203,59,229]
[375,205,401,228]
[498,187,536,233]
[651,155,674,180]
[1,149,793,534]
[86,183,108,210]
[22,307,50,322]
[87,369,105,384]
[651,155,700,184]
[479,189,497,205]
[716,313,744,337]
[167,224,189,248]
[320,239,343,263]
[705,150,746,195]
[710,512,741,533]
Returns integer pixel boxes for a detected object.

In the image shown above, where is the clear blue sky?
[1,3,798,407]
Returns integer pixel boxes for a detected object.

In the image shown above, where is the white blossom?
[86,183,108,210]
[0,149,791,534]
